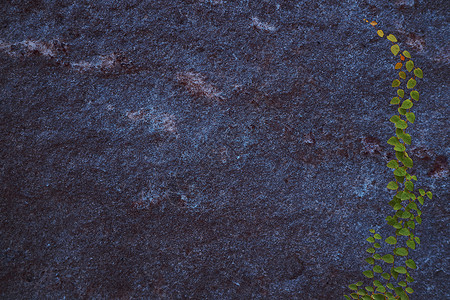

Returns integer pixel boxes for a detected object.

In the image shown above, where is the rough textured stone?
[1,1,448,299]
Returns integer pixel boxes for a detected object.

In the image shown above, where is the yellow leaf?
[377,30,384,37]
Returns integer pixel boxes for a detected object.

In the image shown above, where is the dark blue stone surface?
[1,1,448,299]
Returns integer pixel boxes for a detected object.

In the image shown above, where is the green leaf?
[416,216,422,224]
[382,272,391,280]
[406,259,417,269]
[398,228,411,236]
[366,237,375,243]
[395,119,407,129]
[390,115,401,123]
[406,60,414,72]
[387,136,401,145]
[406,275,414,283]
[417,196,424,205]
[414,68,423,78]
[365,257,375,264]
[405,287,414,294]
[397,281,407,287]
[366,247,375,253]
[373,265,383,273]
[361,296,371,300]
[394,267,406,274]
[376,286,386,293]
[414,236,420,244]
[387,34,398,42]
[393,203,403,211]
[369,229,375,233]
[401,99,413,109]
[387,283,394,290]
[394,168,407,176]
[344,296,351,300]
[398,154,413,168]
[419,189,425,196]
[390,97,400,105]
[399,191,410,200]
[397,89,405,98]
[426,191,433,199]
[363,270,374,278]
[373,253,381,260]
[406,112,415,123]
[398,132,411,145]
[373,280,382,287]
[357,289,367,296]
[410,90,419,101]
[350,293,358,299]
[403,50,411,58]
[398,107,407,115]
[394,247,409,256]
[405,181,414,191]
[374,234,382,240]
[407,202,418,210]
[372,294,385,300]
[349,284,358,290]
[394,143,406,152]
[392,79,401,87]
[401,211,412,219]
[356,281,363,286]
[365,286,374,292]
[407,220,415,229]
[387,160,399,169]
[399,71,406,79]
[381,254,394,263]
[406,239,416,249]
[412,175,417,181]
[391,44,400,56]
[385,236,397,245]
[391,268,399,280]
[407,78,416,89]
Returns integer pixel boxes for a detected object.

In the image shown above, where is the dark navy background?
[1,1,448,299]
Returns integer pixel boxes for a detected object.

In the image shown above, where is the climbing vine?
[344,20,432,300]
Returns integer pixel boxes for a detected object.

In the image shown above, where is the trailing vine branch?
[344,20,433,300]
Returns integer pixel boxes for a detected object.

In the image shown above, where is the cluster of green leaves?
[344,20,432,300]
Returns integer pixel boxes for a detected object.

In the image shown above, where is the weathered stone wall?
[1,1,448,298]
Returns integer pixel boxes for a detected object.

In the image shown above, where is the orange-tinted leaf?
[395,63,403,70]
[370,21,378,26]
[400,55,405,61]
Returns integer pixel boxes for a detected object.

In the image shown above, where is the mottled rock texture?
[1,1,448,299]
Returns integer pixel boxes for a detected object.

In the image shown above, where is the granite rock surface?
[1,1,448,299]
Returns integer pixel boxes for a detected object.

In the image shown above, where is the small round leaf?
[414,68,423,78]
[392,79,401,87]
[401,99,413,109]
[387,181,399,190]
[381,254,394,263]
[406,112,415,123]
[406,60,414,72]
[387,34,398,42]
[407,78,416,89]
[385,236,397,245]
[394,266,407,274]
[391,44,400,56]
